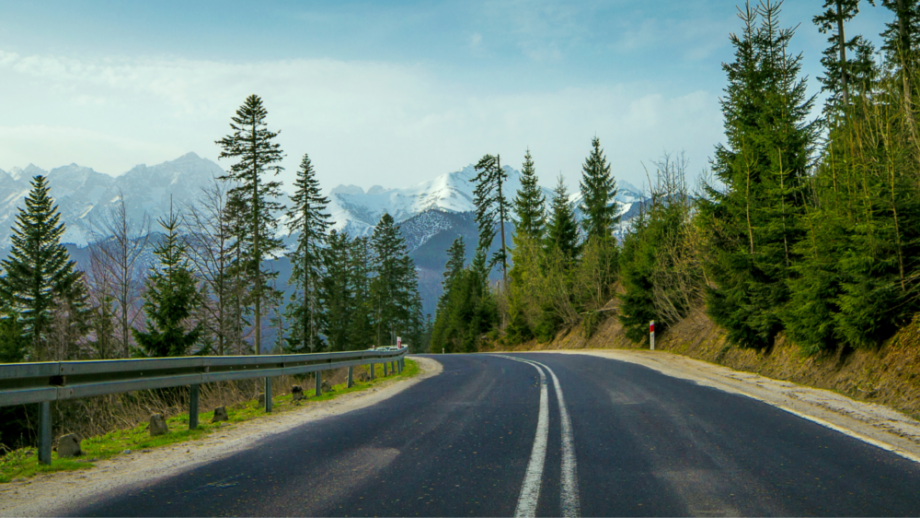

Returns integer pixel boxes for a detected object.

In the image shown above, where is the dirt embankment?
[491,306,920,421]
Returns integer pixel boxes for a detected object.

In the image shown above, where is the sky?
[0,0,895,194]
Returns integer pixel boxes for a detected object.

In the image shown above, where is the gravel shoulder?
[529,349,920,463]
[0,356,443,517]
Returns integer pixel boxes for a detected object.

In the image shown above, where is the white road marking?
[497,354,582,518]
[511,358,550,518]
[526,358,581,518]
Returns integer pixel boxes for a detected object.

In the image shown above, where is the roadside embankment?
[491,306,920,422]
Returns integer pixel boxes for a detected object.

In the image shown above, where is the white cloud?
[0,49,722,191]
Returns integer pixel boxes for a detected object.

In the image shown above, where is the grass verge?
[0,359,419,484]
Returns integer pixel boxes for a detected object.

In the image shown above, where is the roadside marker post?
[650,321,655,351]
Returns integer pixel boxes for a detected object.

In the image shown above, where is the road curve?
[65,353,920,517]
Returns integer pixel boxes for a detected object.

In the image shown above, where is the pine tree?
[512,149,546,242]
[580,137,620,241]
[216,94,286,356]
[369,213,419,346]
[133,203,203,357]
[0,175,85,361]
[471,154,510,283]
[222,190,251,354]
[319,230,352,351]
[698,1,817,349]
[438,237,466,314]
[348,236,375,350]
[285,154,332,353]
[879,0,920,86]
[814,0,877,112]
[544,175,580,262]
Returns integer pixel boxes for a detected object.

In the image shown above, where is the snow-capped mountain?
[0,152,648,318]
[327,163,646,249]
[0,153,222,248]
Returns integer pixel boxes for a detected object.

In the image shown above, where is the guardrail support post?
[370,363,375,380]
[347,366,354,388]
[384,362,389,377]
[315,371,322,397]
[265,378,273,413]
[189,384,199,429]
[38,401,51,465]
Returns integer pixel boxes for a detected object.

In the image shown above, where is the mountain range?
[0,153,648,317]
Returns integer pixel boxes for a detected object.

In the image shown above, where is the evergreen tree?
[471,154,510,283]
[879,0,920,86]
[133,203,203,357]
[284,153,332,353]
[580,137,620,241]
[512,149,546,241]
[544,175,580,262]
[430,248,498,353]
[369,214,421,346]
[814,0,877,111]
[0,175,85,361]
[348,236,375,350]
[216,94,285,355]
[698,1,817,348]
[438,237,466,314]
[319,230,353,351]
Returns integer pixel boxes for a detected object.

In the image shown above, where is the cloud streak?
[0,48,722,192]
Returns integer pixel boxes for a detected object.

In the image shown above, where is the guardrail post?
[265,378,273,413]
[315,371,322,397]
[370,362,375,380]
[396,360,402,374]
[38,401,51,465]
[189,384,199,430]
[384,362,389,377]
[347,366,354,388]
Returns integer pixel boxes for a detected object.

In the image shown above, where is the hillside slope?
[491,303,920,421]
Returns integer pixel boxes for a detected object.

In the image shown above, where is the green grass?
[0,359,419,483]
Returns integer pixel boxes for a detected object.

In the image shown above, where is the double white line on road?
[497,355,581,518]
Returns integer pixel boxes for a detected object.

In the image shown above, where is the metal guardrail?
[0,347,409,465]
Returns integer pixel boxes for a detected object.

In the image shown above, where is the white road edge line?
[507,357,550,518]
[525,358,581,518]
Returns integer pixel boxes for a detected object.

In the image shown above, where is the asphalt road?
[66,353,920,517]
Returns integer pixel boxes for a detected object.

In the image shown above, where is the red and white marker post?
[650,320,655,351]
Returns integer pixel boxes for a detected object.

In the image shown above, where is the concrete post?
[38,401,51,465]
[347,366,354,388]
[189,384,199,430]
[650,321,656,351]
[315,371,322,397]
[265,377,273,413]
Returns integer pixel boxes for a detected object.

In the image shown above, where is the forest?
[433,0,920,360]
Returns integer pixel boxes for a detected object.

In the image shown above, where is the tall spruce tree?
[580,137,620,241]
[133,203,203,357]
[438,237,466,314]
[471,154,510,284]
[814,1,877,111]
[698,1,817,349]
[348,236,375,350]
[369,213,420,346]
[284,153,332,353]
[545,175,580,262]
[512,149,546,242]
[216,94,285,355]
[879,0,920,85]
[319,230,352,351]
[0,175,85,360]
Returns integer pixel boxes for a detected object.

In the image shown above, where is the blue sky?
[0,0,894,192]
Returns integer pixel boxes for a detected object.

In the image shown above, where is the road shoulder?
[0,356,443,517]
[521,350,920,464]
